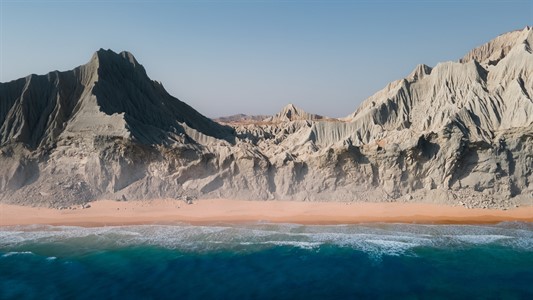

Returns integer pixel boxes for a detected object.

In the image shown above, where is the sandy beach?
[1,199,532,227]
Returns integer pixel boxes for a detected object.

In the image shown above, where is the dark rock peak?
[90,48,148,77]
[0,49,235,149]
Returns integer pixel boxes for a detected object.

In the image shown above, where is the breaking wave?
[1,222,532,259]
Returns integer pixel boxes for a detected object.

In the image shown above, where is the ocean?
[1,222,533,299]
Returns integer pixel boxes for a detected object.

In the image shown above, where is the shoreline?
[1,199,533,227]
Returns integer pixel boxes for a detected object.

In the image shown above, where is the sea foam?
[1,223,532,258]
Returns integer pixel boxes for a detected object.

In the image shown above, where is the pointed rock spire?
[265,103,324,122]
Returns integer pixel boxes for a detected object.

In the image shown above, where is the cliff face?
[1,28,532,208]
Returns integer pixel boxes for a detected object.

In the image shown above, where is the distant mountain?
[1,27,532,208]
[216,104,326,124]
[264,104,324,122]
[214,114,270,124]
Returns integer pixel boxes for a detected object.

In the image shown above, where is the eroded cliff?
[1,28,532,208]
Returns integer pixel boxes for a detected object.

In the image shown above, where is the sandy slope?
[1,199,532,227]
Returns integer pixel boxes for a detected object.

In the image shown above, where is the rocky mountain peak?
[0,49,234,149]
[408,64,432,81]
[345,25,533,145]
[459,26,532,67]
[88,48,148,77]
[280,103,301,119]
[265,103,324,122]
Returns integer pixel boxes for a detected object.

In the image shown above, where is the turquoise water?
[1,222,533,299]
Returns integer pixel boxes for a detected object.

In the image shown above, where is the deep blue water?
[1,222,533,299]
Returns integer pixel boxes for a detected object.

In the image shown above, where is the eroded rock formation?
[1,27,532,208]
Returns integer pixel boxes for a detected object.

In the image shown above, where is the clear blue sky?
[0,0,531,117]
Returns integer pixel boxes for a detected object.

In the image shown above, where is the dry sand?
[1,199,532,227]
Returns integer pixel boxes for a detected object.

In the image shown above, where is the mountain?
[214,114,270,124]
[344,26,533,143]
[0,49,235,205]
[1,27,532,209]
[264,104,325,122]
[215,104,326,124]
[0,49,234,149]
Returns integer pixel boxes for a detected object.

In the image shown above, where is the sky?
[0,0,532,118]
